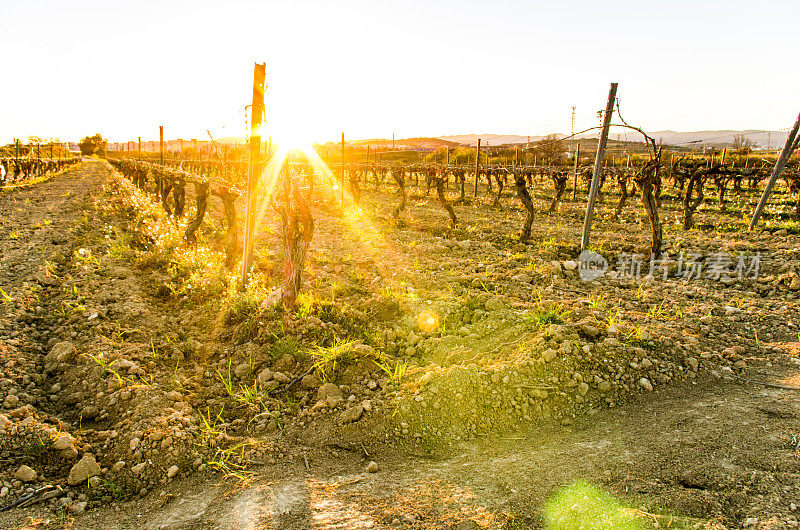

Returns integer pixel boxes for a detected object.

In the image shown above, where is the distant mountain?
[438,134,549,147]
[638,130,787,149]
[134,131,790,150]
[437,130,788,149]
[350,137,460,149]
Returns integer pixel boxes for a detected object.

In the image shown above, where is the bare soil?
[0,161,799,529]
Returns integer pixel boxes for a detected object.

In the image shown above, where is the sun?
[265,116,317,154]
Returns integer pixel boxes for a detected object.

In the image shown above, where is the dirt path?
[1,163,800,529]
[65,368,800,529]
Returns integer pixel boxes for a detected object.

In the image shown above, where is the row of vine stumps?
[0,159,798,526]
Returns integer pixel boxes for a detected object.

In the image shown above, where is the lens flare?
[417,311,439,334]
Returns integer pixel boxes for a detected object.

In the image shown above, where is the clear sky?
[1,0,798,145]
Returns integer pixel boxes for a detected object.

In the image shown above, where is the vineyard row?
[106,150,800,271]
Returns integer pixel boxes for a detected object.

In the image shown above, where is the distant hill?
[149,131,789,150]
[349,137,460,149]
[639,130,786,149]
[436,130,787,149]
[438,134,549,147]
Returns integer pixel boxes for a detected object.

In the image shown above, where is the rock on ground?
[14,465,37,483]
[67,454,101,486]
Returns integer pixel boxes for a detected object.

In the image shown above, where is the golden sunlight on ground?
[214,475,503,528]
[217,477,377,529]
[251,142,413,299]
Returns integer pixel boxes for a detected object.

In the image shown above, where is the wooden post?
[749,110,800,230]
[341,132,345,205]
[581,82,618,251]
[138,137,141,160]
[241,62,266,286]
[159,126,164,164]
[474,138,481,197]
[572,143,580,200]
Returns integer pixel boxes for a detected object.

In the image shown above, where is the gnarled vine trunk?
[159,175,173,216]
[280,173,315,311]
[173,178,186,218]
[392,168,406,218]
[221,189,240,270]
[184,182,209,243]
[349,168,361,204]
[548,172,568,213]
[435,173,457,228]
[682,170,706,230]
[514,172,535,243]
[614,171,629,219]
[635,158,662,255]
[492,171,506,207]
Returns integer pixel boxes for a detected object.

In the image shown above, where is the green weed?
[312,339,357,382]
[198,406,224,442]
[525,303,570,331]
[586,293,606,310]
[89,354,124,386]
[216,360,235,397]
[235,380,268,409]
[376,360,407,386]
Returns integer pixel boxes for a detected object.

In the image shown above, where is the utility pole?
[392,133,395,149]
[159,126,164,164]
[581,82,618,251]
[526,136,530,165]
[571,105,576,158]
[474,138,481,197]
[749,110,800,230]
[138,137,141,160]
[341,132,345,205]
[241,62,266,287]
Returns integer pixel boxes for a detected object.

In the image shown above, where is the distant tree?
[449,146,475,165]
[79,133,107,156]
[732,133,754,155]
[27,135,44,145]
[534,134,567,163]
[424,147,449,163]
